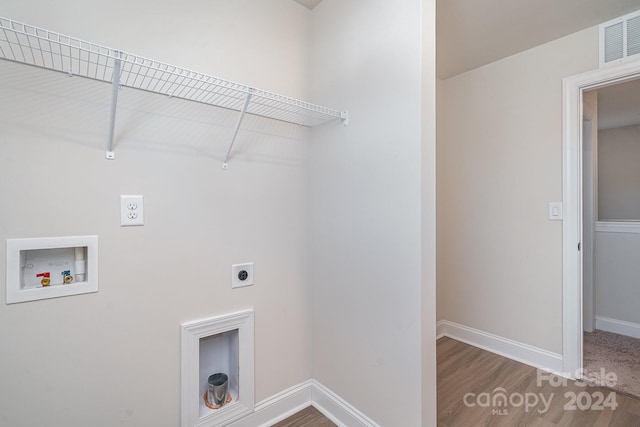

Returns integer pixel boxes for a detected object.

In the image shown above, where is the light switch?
[548,202,563,220]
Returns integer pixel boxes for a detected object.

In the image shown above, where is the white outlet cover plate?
[121,195,144,226]
[232,263,254,288]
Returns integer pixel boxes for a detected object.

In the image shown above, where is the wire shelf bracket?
[223,90,253,170]
[0,16,348,167]
[106,51,122,160]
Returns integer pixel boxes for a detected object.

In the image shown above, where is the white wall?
[598,124,640,220]
[437,27,599,354]
[421,0,437,425]
[309,0,427,425]
[1,0,311,96]
[594,124,640,332]
[0,1,314,426]
[595,227,640,326]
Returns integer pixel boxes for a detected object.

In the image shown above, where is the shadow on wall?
[0,61,310,167]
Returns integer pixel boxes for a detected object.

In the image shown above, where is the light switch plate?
[548,202,563,220]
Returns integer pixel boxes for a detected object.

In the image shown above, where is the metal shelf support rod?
[106,52,122,160]
[222,90,253,169]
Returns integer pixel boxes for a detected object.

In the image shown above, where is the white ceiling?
[293,0,640,79]
[437,0,640,79]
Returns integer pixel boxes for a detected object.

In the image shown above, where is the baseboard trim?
[595,316,640,339]
[311,380,380,427]
[229,320,568,427]
[436,321,446,340]
[437,320,564,374]
[227,379,378,427]
[227,380,313,427]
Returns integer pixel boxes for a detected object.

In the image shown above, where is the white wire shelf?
[0,16,347,166]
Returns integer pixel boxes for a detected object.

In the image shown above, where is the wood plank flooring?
[273,406,336,427]
[438,337,640,426]
[276,337,640,426]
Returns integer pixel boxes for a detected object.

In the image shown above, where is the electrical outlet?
[121,195,144,226]
[231,263,253,288]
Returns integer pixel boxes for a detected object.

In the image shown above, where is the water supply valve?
[36,272,51,287]
[61,270,73,284]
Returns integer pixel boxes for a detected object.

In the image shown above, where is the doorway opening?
[583,80,640,398]
[563,59,640,396]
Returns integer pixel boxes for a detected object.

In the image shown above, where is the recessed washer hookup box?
[6,235,98,304]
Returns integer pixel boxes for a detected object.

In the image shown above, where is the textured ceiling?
[437,0,640,79]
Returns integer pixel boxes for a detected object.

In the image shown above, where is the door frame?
[562,59,640,377]
[582,103,595,334]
